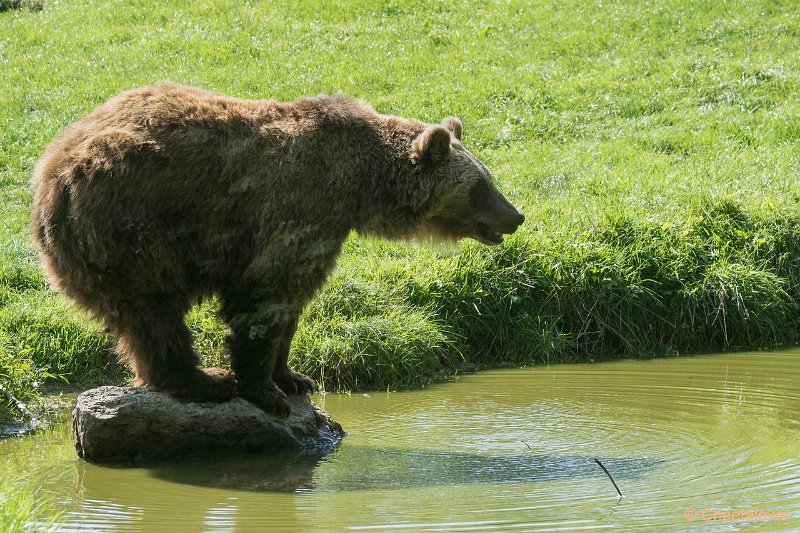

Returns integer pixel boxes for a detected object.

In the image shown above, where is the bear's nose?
[515,212,525,227]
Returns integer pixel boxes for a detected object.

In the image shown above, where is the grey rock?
[72,386,345,462]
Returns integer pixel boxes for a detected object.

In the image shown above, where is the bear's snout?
[500,210,525,234]
[470,181,525,245]
[493,207,525,237]
[472,207,524,246]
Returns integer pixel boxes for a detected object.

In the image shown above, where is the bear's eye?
[469,180,490,207]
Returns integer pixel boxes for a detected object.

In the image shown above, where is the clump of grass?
[0,433,65,531]
[0,331,42,420]
[0,297,119,388]
[454,196,800,363]
[0,478,58,532]
[294,307,459,391]
[185,298,230,369]
[0,0,43,13]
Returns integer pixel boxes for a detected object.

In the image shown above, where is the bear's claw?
[238,379,292,418]
[273,369,316,395]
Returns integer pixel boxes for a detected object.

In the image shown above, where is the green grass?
[0,477,58,533]
[0,411,67,532]
[2,0,800,414]
[0,482,38,533]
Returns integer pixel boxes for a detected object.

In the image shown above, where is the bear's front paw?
[238,379,292,417]
[273,369,316,395]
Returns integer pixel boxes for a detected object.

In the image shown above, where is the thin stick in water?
[594,458,623,498]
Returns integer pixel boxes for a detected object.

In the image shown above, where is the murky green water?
[3,350,800,531]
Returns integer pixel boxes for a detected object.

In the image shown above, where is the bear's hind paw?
[163,367,237,404]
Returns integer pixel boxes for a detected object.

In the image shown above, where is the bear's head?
[411,117,525,246]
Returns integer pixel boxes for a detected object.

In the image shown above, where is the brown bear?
[30,82,524,417]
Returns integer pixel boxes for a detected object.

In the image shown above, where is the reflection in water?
[4,350,800,531]
[77,447,660,493]
[311,448,659,492]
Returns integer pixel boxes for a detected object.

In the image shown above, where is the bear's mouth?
[473,223,504,246]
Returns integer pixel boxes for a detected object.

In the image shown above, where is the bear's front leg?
[221,288,301,417]
[270,317,316,394]
[227,320,292,417]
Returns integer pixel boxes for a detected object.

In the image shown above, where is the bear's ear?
[441,116,462,141]
[411,125,451,166]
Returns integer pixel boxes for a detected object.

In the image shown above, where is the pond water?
[3,350,800,532]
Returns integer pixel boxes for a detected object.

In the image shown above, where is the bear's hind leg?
[115,299,236,403]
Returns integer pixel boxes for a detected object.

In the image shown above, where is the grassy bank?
[2,0,799,417]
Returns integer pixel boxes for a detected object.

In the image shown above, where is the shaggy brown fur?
[30,82,524,416]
